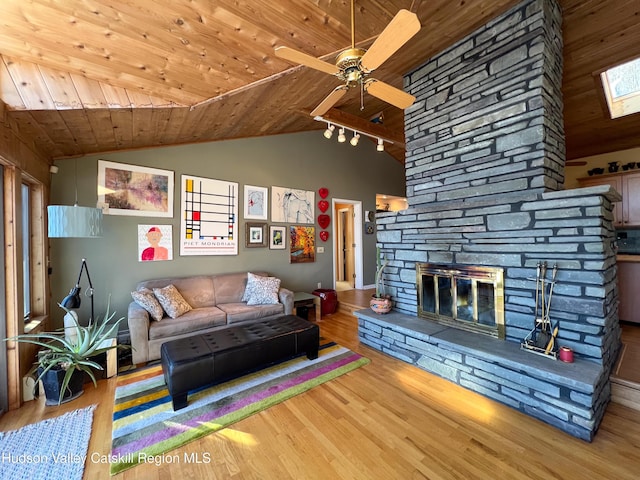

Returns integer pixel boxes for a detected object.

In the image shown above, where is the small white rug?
[0,405,96,480]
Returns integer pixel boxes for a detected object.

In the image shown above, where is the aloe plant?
[374,246,389,298]
[5,300,126,404]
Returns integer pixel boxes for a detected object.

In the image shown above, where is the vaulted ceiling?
[1,0,639,164]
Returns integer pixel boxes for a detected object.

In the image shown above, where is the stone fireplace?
[355,0,621,441]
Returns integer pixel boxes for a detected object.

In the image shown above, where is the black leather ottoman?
[160,315,320,410]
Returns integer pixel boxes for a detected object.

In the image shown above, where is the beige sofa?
[128,271,294,364]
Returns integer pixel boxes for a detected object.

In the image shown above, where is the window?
[600,57,640,119]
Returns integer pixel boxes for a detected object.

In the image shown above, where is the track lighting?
[313,116,394,151]
[324,123,335,139]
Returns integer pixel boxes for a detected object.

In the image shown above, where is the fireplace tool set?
[522,262,559,359]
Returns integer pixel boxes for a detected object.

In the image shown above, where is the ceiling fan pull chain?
[360,81,365,111]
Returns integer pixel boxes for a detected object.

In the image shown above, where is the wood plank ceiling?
[1,0,639,164]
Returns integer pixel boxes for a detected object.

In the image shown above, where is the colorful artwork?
[138,225,172,262]
[245,222,267,248]
[290,225,315,263]
[98,161,173,217]
[271,186,314,224]
[180,175,238,256]
[244,185,268,220]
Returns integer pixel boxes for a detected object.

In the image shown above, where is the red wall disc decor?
[318,187,329,199]
[317,214,330,229]
[318,200,329,212]
[319,230,329,242]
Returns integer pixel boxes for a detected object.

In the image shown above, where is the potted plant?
[370,247,392,314]
[6,301,126,405]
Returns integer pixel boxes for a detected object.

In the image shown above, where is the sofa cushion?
[148,306,227,340]
[243,273,281,305]
[153,284,193,318]
[218,302,284,324]
[138,275,215,308]
[131,288,164,322]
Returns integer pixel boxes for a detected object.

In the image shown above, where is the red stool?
[312,289,338,316]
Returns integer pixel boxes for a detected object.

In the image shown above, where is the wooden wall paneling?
[3,165,23,410]
[0,57,26,110]
[108,109,134,149]
[149,108,178,146]
[83,109,118,154]
[3,58,56,110]
[58,110,101,152]
[69,73,109,109]
[38,65,84,110]
[154,107,190,147]
[28,111,83,157]
[100,83,132,109]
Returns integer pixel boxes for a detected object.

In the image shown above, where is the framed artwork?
[244,185,268,220]
[245,222,267,248]
[98,160,173,217]
[179,175,239,256]
[269,225,286,250]
[290,225,315,263]
[271,186,314,224]
[138,225,173,262]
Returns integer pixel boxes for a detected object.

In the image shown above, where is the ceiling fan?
[274,1,421,117]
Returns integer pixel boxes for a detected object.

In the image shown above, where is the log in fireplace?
[417,263,505,339]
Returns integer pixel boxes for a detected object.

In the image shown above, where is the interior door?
[343,205,355,288]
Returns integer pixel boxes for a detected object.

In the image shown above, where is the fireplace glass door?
[417,263,505,339]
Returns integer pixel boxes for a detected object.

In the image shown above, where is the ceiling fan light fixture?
[324,123,335,139]
[350,132,360,146]
[377,138,385,152]
[338,128,346,143]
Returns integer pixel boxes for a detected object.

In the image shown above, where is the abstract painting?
[180,175,238,255]
[271,186,314,224]
[290,225,315,263]
[98,160,173,217]
[244,185,268,220]
[269,225,286,250]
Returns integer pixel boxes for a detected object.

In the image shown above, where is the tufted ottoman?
[160,315,319,410]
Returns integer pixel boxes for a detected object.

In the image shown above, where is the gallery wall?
[48,131,406,327]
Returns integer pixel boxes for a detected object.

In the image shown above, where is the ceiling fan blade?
[311,86,348,116]
[275,46,339,76]
[360,9,421,72]
[366,80,415,110]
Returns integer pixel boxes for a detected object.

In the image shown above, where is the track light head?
[323,124,335,139]
[338,128,346,143]
[350,132,360,146]
[376,138,385,152]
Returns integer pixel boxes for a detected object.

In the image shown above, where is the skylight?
[601,57,640,119]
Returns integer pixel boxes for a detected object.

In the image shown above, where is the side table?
[293,292,321,322]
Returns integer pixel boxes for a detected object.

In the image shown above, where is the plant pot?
[37,366,85,406]
[370,295,392,314]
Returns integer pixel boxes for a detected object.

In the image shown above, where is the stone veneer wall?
[360,0,622,441]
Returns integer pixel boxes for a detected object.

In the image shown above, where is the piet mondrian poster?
[180,175,238,256]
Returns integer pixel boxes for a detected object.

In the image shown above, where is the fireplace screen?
[417,263,505,339]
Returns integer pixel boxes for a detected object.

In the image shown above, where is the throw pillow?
[244,272,281,305]
[153,284,192,319]
[131,288,164,322]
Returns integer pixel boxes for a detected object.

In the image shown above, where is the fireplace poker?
[545,264,558,324]
[534,262,541,329]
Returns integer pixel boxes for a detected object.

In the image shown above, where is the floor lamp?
[60,258,95,324]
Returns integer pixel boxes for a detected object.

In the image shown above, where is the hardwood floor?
[2,299,640,479]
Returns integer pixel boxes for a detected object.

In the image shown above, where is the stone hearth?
[355,0,621,441]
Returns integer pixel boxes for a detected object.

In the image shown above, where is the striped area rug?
[110,341,369,474]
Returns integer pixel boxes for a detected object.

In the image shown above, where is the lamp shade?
[48,205,103,238]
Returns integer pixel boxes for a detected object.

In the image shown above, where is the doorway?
[333,199,363,291]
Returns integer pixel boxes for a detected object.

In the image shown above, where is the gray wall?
[49,131,405,327]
